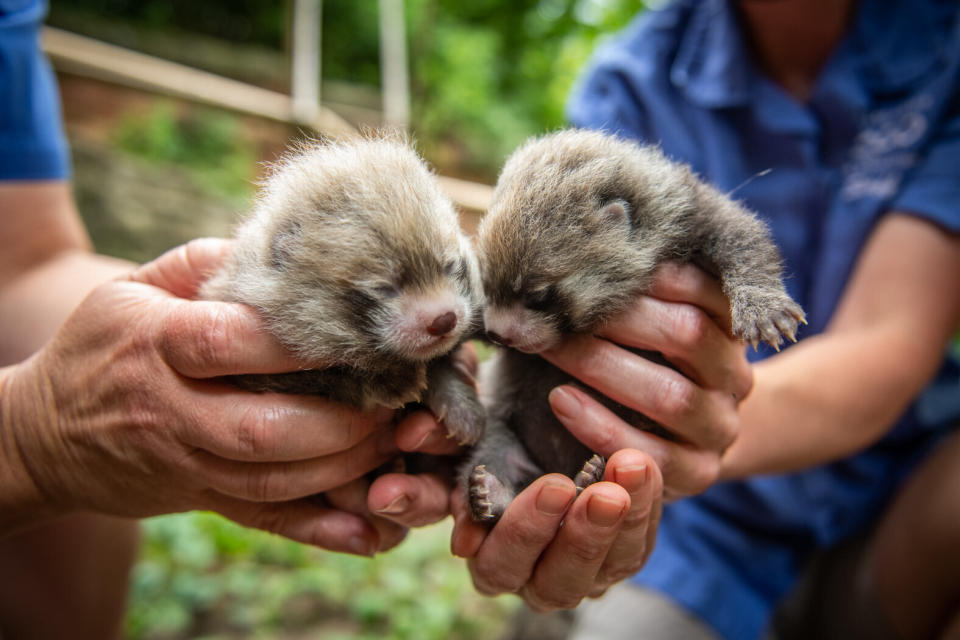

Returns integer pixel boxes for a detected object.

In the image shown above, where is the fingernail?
[587,494,626,527]
[612,464,648,494]
[409,426,436,452]
[375,494,410,516]
[537,481,575,516]
[549,386,582,421]
[348,535,376,557]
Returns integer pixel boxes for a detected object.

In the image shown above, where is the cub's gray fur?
[201,136,485,445]
[465,129,805,521]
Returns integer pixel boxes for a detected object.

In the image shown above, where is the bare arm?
[0,181,133,530]
[722,213,960,478]
[0,181,133,363]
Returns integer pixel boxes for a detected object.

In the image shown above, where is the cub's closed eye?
[443,259,458,276]
[373,284,400,298]
[524,287,555,311]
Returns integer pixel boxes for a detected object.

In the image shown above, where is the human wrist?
[0,361,61,534]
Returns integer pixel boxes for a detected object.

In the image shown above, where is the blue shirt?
[0,0,69,180]
[569,1,960,638]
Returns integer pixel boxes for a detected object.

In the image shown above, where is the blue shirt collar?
[670,0,955,110]
[670,0,755,108]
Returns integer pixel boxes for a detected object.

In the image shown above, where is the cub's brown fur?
[201,136,485,445]
[465,129,805,521]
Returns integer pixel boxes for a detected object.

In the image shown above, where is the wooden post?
[378,0,410,130]
[291,0,322,124]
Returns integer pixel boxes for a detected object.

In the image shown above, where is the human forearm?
[721,325,949,479]
[0,181,134,364]
[0,249,135,364]
[0,363,59,533]
[722,214,960,479]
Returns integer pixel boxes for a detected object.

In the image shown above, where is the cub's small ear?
[596,199,632,233]
[270,219,303,270]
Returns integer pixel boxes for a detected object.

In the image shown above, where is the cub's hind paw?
[732,290,806,350]
[574,454,606,494]
[468,465,514,523]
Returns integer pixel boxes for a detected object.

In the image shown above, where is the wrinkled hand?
[0,238,403,554]
[543,263,753,500]
[449,449,662,612]
[366,342,480,528]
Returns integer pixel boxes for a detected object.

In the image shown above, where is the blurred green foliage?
[51,0,647,178]
[112,102,257,203]
[127,513,517,639]
[324,0,646,174]
[50,0,287,47]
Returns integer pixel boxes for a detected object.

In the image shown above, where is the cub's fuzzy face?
[478,200,638,353]
[205,137,481,368]
[477,132,658,353]
[267,219,479,365]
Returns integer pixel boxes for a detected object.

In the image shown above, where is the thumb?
[128,238,233,300]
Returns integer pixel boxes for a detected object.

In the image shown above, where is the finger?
[396,410,463,456]
[468,474,576,595]
[597,296,753,400]
[647,262,732,333]
[520,481,629,612]
[326,477,409,552]
[549,385,721,497]
[543,336,739,452]
[210,493,380,556]
[452,341,480,382]
[183,427,400,502]
[594,450,663,591]
[129,238,233,300]
[157,300,307,378]
[450,483,490,559]
[368,471,452,527]
[180,383,394,462]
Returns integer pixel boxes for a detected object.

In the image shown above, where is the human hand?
[543,262,753,500]
[366,342,480,528]
[0,238,404,554]
[449,448,662,611]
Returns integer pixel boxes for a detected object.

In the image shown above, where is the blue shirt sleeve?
[892,90,960,233]
[0,0,70,180]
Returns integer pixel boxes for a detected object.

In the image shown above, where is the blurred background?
[44,1,653,638]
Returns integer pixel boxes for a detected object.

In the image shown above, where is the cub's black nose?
[427,311,457,336]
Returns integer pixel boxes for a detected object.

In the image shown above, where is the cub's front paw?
[424,364,486,445]
[432,390,486,446]
[731,288,806,350]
